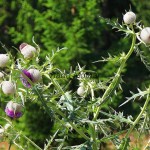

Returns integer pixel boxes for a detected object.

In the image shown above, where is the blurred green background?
[0,0,150,149]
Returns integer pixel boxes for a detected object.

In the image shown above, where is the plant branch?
[93,30,136,120]
[125,92,150,138]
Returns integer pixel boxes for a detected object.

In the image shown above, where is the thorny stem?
[93,29,136,121]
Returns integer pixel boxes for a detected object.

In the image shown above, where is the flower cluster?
[123,11,150,44]
[0,43,41,119]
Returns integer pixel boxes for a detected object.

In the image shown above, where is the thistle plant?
[0,10,150,150]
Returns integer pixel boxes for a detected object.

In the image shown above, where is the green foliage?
[0,0,150,149]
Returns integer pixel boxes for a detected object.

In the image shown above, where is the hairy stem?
[89,124,98,150]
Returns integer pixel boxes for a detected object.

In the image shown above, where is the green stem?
[120,92,150,149]
[94,32,136,120]
[125,93,150,138]
[8,141,12,150]
[89,124,98,150]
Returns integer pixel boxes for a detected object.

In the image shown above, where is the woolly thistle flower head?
[123,11,136,24]
[1,81,16,95]
[19,43,37,59]
[20,69,41,88]
[5,101,23,118]
[0,54,9,68]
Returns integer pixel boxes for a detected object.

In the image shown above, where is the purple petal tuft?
[20,70,33,88]
[5,108,22,118]
[19,43,28,51]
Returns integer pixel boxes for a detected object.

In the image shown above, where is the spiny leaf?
[99,16,133,35]
[134,45,150,71]
[99,111,133,124]
[119,88,149,107]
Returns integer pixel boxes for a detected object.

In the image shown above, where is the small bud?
[77,86,85,96]
[5,101,23,118]
[19,43,36,58]
[123,11,136,24]
[0,54,9,67]
[1,81,16,95]
[140,27,150,44]
[28,69,41,82]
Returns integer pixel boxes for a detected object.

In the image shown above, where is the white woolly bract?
[6,101,22,112]
[140,27,150,44]
[28,69,41,82]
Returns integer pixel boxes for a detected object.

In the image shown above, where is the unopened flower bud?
[140,27,150,44]
[1,81,16,95]
[28,69,41,82]
[77,86,85,96]
[0,54,9,67]
[123,11,136,24]
[5,101,23,118]
[19,43,36,58]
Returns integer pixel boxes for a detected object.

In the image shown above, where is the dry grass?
[0,142,16,150]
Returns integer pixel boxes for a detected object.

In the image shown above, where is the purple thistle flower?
[20,70,33,88]
[5,101,23,118]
